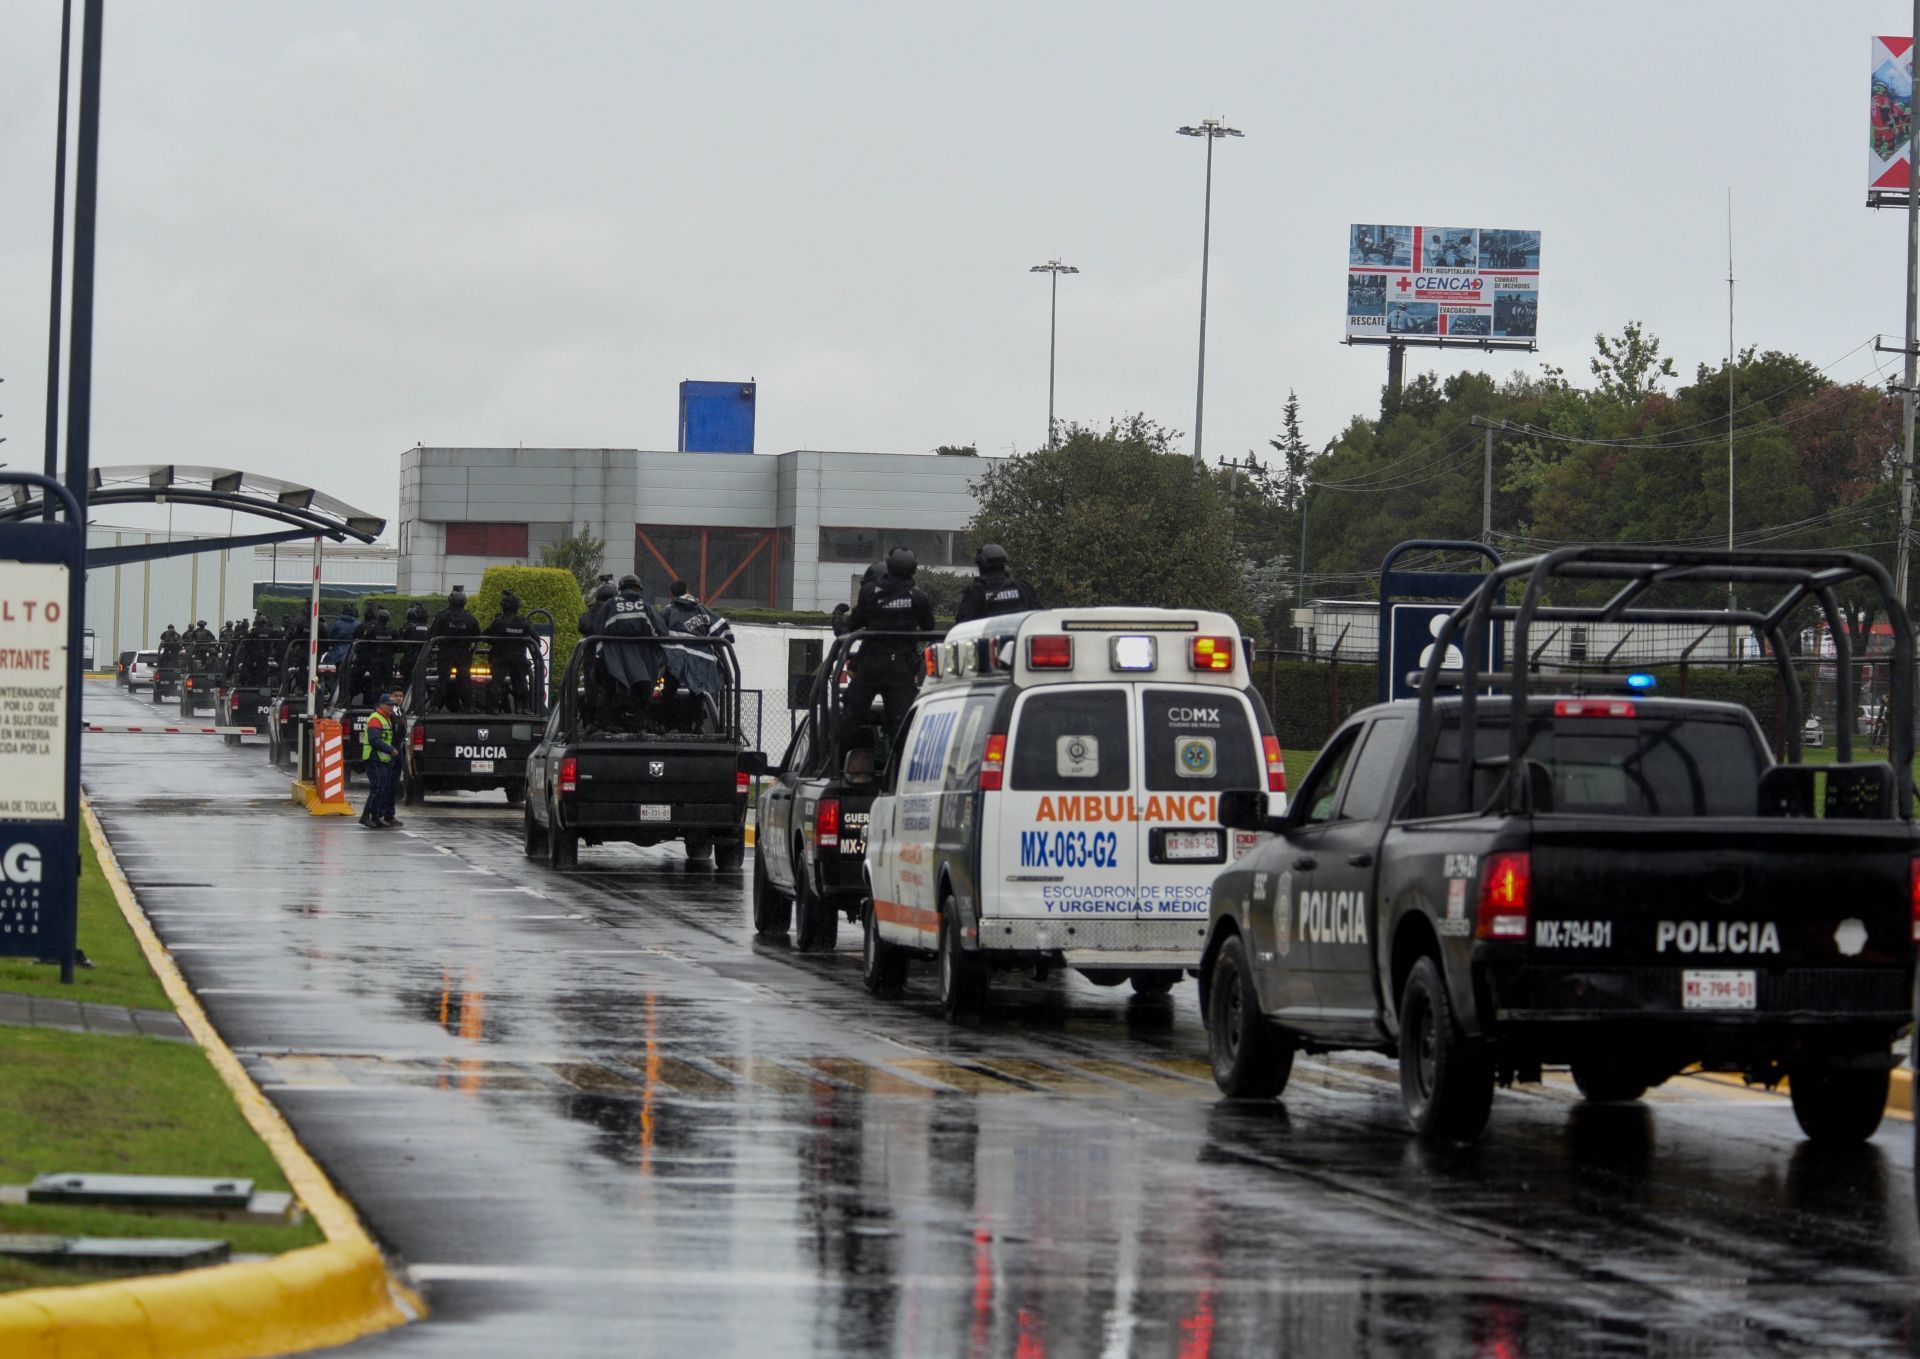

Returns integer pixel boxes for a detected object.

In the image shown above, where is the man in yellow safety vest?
[360,691,403,829]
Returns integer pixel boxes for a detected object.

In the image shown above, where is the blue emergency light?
[1625,672,1656,692]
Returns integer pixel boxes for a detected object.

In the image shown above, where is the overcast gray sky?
[2,2,1912,538]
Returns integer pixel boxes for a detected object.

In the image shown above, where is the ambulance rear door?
[993,686,1140,927]
[1133,687,1265,922]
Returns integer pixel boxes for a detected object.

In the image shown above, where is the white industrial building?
[395,446,987,610]
[83,529,397,663]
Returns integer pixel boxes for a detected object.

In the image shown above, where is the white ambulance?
[861,608,1288,1017]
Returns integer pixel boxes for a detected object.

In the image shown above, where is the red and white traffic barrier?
[83,723,259,735]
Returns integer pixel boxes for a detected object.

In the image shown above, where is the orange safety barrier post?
[295,717,356,816]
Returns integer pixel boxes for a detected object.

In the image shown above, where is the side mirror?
[1218,789,1281,834]
[738,751,769,777]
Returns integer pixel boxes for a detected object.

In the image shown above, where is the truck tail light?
[1910,857,1920,943]
[924,646,940,679]
[410,723,424,752]
[818,798,841,850]
[1475,852,1531,940]
[559,756,577,794]
[277,702,289,726]
[736,770,750,796]
[1190,636,1236,672]
[1553,699,1636,718]
[1262,736,1287,793]
[1027,635,1072,669]
[980,734,1007,791]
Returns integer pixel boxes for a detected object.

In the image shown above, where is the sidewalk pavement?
[0,989,192,1044]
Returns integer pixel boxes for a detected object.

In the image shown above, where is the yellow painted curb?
[291,780,355,817]
[0,804,423,1357]
[1686,1064,1914,1123]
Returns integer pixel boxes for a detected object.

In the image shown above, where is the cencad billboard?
[1345,225,1540,343]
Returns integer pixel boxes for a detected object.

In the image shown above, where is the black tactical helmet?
[338,603,355,617]
[377,608,391,625]
[976,543,1009,573]
[595,581,616,601]
[500,590,521,613]
[886,546,918,578]
[618,573,642,592]
[448,586,466,606]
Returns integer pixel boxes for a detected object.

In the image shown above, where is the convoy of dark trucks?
[524,634,763,871]
[1199,547,1917,1146]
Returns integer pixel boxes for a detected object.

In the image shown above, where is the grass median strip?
[0,812,326,1294]
[0,825,169,1011]
[0,1025,324,1292]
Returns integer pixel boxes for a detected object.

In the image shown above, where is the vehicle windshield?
[1423,711,1766,818]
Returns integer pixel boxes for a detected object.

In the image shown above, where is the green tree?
[538,522,607,597]
[1590,320,1677,403]
[1269,389,1310,511]
[965,416,1242,610]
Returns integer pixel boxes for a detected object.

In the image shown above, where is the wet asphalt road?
[78,681,1920,1357]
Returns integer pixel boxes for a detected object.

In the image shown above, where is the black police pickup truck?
[216,636,280,746]
[179,640,222,718]
[328,637,425,780]
[398,634,547,805]
[755,629,945,950]
[524,635,764,870]
[1200,547,1918,1145]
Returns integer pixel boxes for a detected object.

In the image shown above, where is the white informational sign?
[1347,224,1540,342]
[0,562,70,821]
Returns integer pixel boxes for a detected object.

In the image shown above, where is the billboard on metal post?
[1346,225,1540,343]
[1870,35,1914,194]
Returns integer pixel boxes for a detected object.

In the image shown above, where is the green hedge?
[1251,659,1380,756]
[474,566,583,678]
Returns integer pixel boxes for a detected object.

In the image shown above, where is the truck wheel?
[1570,1060,1649,1104]
[1131,971,1179,998]
[936,896,986,1019]
[1399,956,1494,1143]
[224,732,240,748]
[523,801,546,858]
[403,771,424,806]
[752,851,791,938]
[684,837,713,863]
[1206,934,1292,1098]
[504,780,525,808]
[862,900,908,996]
[1789,1057,1889,1144]
[547,801,578,871]
[714,839,746,872]
[794,862,838,952]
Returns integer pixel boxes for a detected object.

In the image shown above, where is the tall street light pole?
[1029,259,1078,450]
[1177,118,1243,466]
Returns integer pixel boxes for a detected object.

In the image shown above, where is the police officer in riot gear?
[488,590,536,712]
[352,599,381,641]
[593,574,664,729]
[954,544,1042,624]
[840,547,934,742]
[579,579,616,636]
[428,587,481,712]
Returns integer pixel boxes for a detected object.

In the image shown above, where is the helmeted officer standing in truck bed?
[840,547,934,742]
[428,587,481,711]
[954,543,1042,623]
[488,589,536,712]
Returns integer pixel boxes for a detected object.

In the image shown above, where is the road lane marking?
[801,1057,936,1096]
[890,1058,1035,1094]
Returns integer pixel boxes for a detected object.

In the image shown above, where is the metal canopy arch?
[0,465,386,568]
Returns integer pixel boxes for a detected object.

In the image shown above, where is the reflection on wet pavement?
[75,682,1920,1357]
